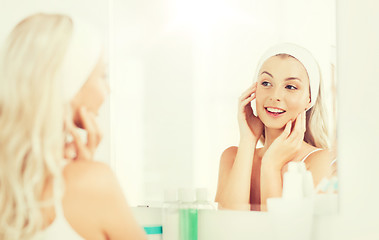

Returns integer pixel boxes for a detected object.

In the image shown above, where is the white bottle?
[267,162,314,240]
[162,189,179,240]
[298,162,315,198]
[195,188,215,210]
[282,162,303,200]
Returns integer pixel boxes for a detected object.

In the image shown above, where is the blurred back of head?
[0,13,73,239]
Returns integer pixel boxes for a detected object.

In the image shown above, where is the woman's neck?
[262,127,283,149]
[256,127,281,158]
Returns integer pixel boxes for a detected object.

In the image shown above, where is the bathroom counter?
[132,206,339,240]
[198,209,272,240]
[198,209,339,240]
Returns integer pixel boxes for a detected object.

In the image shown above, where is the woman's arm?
[215,84,263,210]
[259,112,306,211]
[216,139,257,210]
[64,109,146,239]
[63,162,147,240]
[260,161,283,211]
[98,165,147,240]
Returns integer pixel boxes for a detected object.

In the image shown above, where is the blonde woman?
[0,14,146,239]
[215,43,334,211]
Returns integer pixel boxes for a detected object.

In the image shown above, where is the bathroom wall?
[333,0,379,238]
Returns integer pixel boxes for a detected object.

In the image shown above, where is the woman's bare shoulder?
[305,149,334,185]
[62,161,126,238]
[218,146,238,171]
[63,160,121,205]
[306,148,333,165]
[63,161,121,215]
[221,146,238,158]
[63,161,117,192]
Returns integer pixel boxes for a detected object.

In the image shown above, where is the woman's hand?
[64,107,103,161]
[238,83,264,143]
[262,111,306,170]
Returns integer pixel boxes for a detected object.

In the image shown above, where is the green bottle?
[179,189,197,240]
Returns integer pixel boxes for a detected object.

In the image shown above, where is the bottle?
[162,189,179,240]
[133,206,163,240]
[179,188,198,240]
[267,162,314,240]
[143,226,163,240]
[195,188,215,210]
[314,175,338,215]
[282,162,303,200]
[298,162,315,198]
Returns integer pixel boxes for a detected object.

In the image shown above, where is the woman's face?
[71,55,109,117]
[255,55,311,129]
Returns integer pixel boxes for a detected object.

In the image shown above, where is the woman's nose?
[269,87,283,102]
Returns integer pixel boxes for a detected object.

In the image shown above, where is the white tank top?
[34,197,85,240]
[300,148,323,163]
[299,148,337,167]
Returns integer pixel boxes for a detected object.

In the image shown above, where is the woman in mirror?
[215,43,335,211]
[0,13,146,239]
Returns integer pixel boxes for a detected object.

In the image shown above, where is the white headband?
[253,43,320,110]
[59,16,103,101]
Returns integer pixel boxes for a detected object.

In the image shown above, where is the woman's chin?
[262,121,287,130]
[261,114,295,130]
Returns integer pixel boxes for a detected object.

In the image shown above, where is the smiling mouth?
[265,107,286,116]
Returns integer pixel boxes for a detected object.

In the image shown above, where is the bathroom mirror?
[111,0,337,211]
[0,0,337,212]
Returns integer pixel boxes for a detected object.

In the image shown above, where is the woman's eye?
[261,81,271,87]
[285,85,297,90]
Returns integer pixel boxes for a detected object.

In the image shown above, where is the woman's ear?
[305,97,312,110]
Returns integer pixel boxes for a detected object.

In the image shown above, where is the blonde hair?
[304,74,330,149]
[259,54,330,149]
[0,13,73,239]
